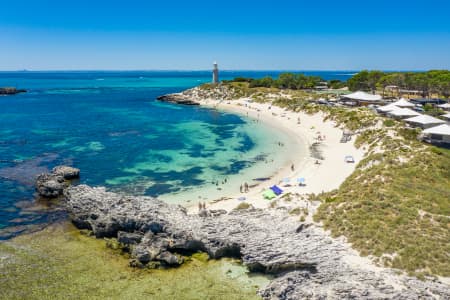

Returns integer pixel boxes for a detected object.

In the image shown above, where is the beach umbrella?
[238,196,246,201]
[297,177,306,185]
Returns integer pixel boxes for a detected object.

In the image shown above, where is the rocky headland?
[35,170,450,299]
[0,87,26,95]
[156,93,200,105]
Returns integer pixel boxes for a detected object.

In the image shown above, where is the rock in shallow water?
[62,184,450,299]
[35,173,66,198]
[52,166,80,180]
[35,165,80,198]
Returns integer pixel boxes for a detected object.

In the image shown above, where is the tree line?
[227,73,348,90]
[227,70,450,98]
[348,70,450,97]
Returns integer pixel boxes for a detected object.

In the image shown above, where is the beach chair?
[344,155,355,163]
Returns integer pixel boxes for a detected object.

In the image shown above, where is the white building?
[404,114,446,129]
[442,112,450,121]
[341,91,383,106]
[391,98,415,108]
[377,103,401,113]
[387,107,421,119]
[421,124,450,146]
[437,103,450,111]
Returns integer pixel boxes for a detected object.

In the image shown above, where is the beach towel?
[263,189,276,200]
[270,185,283,195]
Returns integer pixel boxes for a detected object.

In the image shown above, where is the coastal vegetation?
[198,82,450,278]
[224,69,450,98]
[347,70,450,97]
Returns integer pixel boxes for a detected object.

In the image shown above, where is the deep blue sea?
[0,71,354,238]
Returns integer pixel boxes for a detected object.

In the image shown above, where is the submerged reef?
[0,223,263,299]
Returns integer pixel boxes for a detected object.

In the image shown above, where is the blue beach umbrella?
[297,177,306,185]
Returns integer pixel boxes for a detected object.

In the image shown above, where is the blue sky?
[1,0,449,70]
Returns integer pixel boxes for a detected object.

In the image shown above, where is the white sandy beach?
[185,98,366,213]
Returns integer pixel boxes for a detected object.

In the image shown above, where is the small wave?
[96,78,105,81]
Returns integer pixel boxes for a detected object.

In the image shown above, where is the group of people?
[316,131,326,141]
[240,182,249,193]
[198,202,207,211]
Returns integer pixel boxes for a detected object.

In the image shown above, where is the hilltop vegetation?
[348,70,450,97]
[222,69,450,98]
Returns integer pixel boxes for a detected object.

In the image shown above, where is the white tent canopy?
[387,108,421,118]
[437,103,450,110]
[391,98,414,108]
[343,91,382,101]
[442,112,450,120]
[422,124,450,136]
[405,115,445,125]
[377,103,399,112]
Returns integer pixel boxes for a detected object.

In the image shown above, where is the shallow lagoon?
[0,223,269,299]
[0,71,296,237]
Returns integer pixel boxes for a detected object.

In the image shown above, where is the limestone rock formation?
[63,185,450,299]
[35,173,66,198]
[52,166,80,179]
[156,94,200,105]
[35,165,80,198]
[0,87,26,95]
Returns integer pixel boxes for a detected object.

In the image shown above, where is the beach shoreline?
[176,96,366,213]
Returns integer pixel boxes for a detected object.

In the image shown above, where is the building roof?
[377,103,399,112]
[343,91,382,101]
[411,98,446,105]
[437,103,450,109]
[387,107,421,117]
[392,98,414,107]
[422,124,450,136]
[405,114,445,125]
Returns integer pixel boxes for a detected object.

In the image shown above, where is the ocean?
[0,70,354,238]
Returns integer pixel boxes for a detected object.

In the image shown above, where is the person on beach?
[291,164,295,171]
[244,182,249,192]
[198,202,202,211]
[240,184,243,193]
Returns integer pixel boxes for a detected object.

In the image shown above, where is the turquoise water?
[0,71,352,238]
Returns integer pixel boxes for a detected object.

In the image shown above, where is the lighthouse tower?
[212,61,219,84]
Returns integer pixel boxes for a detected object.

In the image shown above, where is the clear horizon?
[1,0,450,71]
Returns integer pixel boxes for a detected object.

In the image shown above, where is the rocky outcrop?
[63,185,450,299]
[0,87,26,95]
[35,166,80,198]
[52,166,80,179]
[156,94,200,105]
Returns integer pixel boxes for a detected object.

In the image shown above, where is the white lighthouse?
[212,61,219,84]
